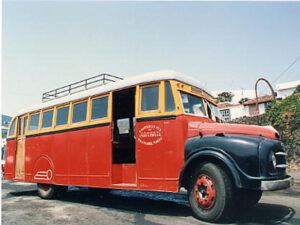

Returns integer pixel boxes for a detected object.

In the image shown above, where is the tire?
[237,189,262,208]
[37,183,55,199]
[188,163,234,222]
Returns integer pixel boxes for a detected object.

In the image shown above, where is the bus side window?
[91,96,108,120]
[56,106,69,126]
[165,81,175,112]
[72,101,87,123]
[42,110,53,128]
[29,113,40,131]
[141,85,159,112]
[8,118,16,137]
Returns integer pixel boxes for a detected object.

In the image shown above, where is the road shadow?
[7,188,296,224]
[234,203,295,225]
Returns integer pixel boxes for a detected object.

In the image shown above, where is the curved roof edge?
[15,70,212,116]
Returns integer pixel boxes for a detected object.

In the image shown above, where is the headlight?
[271,152,277,168]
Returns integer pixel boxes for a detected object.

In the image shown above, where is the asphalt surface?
[2,178,300,225]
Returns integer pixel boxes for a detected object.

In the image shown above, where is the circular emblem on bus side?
[138,125,162,146]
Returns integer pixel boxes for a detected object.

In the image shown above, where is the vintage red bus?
[5,70,293,222]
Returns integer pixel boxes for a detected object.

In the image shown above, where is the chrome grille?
[275,151,288,170]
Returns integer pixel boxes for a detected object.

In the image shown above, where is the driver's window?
[180,92,207,116]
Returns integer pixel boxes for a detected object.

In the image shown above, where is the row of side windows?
[26,96,108,132]
[9,81,175,136]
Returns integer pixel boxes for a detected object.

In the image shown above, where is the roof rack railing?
[42,73,123,102]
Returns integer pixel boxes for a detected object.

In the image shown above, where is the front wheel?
[188,163,234,222]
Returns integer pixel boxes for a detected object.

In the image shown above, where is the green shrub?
[232,90,300,163]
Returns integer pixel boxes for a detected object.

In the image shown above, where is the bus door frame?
[15,115,27,179]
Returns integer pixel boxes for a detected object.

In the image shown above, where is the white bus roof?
[16,70,212,116]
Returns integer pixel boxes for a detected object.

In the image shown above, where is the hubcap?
[193,175,216,209]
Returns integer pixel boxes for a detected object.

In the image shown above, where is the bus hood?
[188,122,280,140]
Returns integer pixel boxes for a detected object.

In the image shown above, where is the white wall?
[258,103,266,115]
[229,105,247,120]
[276,80,300,99]
[277,88,296,99]
[244,103,266,117]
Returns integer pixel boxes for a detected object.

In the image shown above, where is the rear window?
[29,113,40,131]
[56,106,69,126]
[72,101,87,123]
[42,110,53,128]
[141,85,159,111]
[8,118,16,136]
[91,96,108,120]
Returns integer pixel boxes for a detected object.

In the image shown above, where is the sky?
[2,1,300,116]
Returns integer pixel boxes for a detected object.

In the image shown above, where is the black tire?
[188,163,234,222]
[236,189,262,208]
[37,183,55,199]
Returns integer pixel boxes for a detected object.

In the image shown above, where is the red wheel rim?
[193,174,216,209]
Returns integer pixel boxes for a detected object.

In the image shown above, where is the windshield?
[180,91,223,120]
[180,92,207,116]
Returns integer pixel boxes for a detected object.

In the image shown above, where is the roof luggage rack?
[42,73,123,102]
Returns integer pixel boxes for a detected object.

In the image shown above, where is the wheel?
[37,183,55,199]
[188,163,234,222]
[237,189,262,208]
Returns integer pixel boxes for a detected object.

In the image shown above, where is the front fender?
[179,134,286,190]
[179,149,243,189]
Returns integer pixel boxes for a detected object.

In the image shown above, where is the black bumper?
[261,176,293,191]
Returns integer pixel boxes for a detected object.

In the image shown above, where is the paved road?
[2,179,300,225]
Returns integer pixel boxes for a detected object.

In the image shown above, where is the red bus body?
[6,115,200,192]
[4,71,292,222]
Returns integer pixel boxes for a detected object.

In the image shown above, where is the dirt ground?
[2,176,300,225]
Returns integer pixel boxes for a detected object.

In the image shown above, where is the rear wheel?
[37,184,55,199]
[37,184,68,199]
[188,163,234,222]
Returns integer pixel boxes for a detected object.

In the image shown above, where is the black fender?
[179,134,288,191]
[179,148,242,190]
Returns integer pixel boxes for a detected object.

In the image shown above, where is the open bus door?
[15,115,27,180]
[111,87,137,186]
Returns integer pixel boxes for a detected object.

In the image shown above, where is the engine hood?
[188,122,280,140]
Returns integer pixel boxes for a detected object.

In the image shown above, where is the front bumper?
[261,176,293,191]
